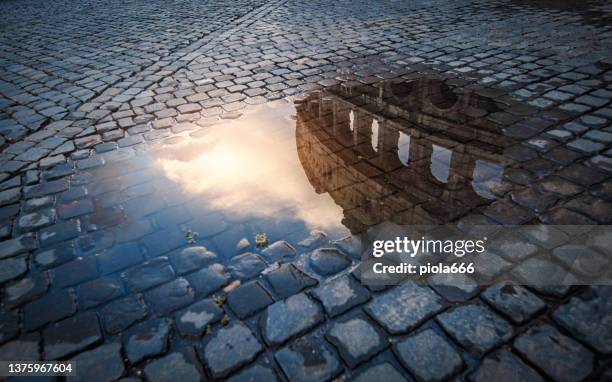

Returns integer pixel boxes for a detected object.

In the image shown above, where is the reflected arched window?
[398,131,410,166]
[371,119,379,152]
[471,160,504,199]
[349,110,354,132]
[429,82,459,110]
[431,144,452,183]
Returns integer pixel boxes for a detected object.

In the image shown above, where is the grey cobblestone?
[227,281,274,319]
[102,294,147,334]
[168,246,217,275]
[309,248,352,276]
[123,257,175,292]
[262,293,323,346]
[227,364,279,382]
[365,283,444,335]
[43,312,102,360]
[0,0,610,379]
[437,304,513,355]
[146,277,194,315]
[125,319,171,364]
[311,275,370,317]
[326,316,387,368]
[175,299,223,337]
[70,342,125,382]
[394,329,463,381]
[513,324,594,382]
[553,286,612,354]
[202,322,263,378]
[23,288,76,331]
[144,352,202,382]
[468,350,543,382]
[0,333,40,361]
[481,283,546,324]
[185,264,230,297]
[5,272,50,307]
[275,335,342,382]
[0,308,19,344]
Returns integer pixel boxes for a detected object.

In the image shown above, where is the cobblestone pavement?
[1,0,612,381]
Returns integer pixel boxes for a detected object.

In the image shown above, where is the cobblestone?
[102,294,147,334]
[144,352,202,382]
[227,364,279,382]
[202,322,263,378]
[228,253,267,280]
[168,246,217,275]
[33,241,75,268]
[146,277,194,315]
[1,0,611,379]
[513,324,594,382]
[260,240,297,263]
[0,309,19,344]
[326,316,387,368]
[437,304,513,355]
[394,329,463,381]
[481,283,546,324]
[227,281,274,319]
[469,350,543,382]
[0,333,40,361]
[553,286,612,354]
[5,272,50,307]
[365,283,443,335]
[352,363,408,382]
[185,264,230,296]
[309,248,352,276]
[275,335,342,382]
[125,319,171,364]
[265,263,317,298]
[123,257,175,292]
[78,276,124,309]
[43,312,102,359]
[70,343,125,382]
[262,293,323,346]
[23,288,76,331]
[54,256,98,288]
[311,275,370,317]
[0,235,36,258]
[175,299,223,337]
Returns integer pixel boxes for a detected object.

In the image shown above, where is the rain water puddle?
[87,77,519,258]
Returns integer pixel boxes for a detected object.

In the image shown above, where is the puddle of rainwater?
[89,77,519,257]
[152,100,350,239]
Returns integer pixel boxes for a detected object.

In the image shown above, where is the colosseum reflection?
[296,78,519,232]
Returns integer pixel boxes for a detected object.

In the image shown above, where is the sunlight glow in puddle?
[154,100,348,233]
[134,77,514,236]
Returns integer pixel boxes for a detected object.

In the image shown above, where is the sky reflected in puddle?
[152,100,348,237]
[89,77,521,257]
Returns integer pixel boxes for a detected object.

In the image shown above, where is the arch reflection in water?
[397,132,410,166]
[430,144,452,183]
[148,76,519,242]
[371,119,380,152]
[296,78,517,232]
[152,100,350,243]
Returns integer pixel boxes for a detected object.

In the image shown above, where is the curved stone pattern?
[0,0,611,380]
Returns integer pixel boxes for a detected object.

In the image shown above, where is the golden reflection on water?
[153,100,347,232]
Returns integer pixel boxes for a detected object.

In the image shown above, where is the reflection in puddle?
[153,101,347,235]
[90,76,521,255]
[296,78,517,231]
[430,145,452,183]
[371,119,380,152]
[397,132,410,166]
[472,160,505,200]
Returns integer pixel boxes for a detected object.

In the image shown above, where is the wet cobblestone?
[1,0,611,380]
